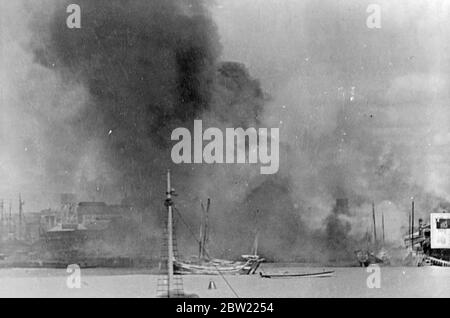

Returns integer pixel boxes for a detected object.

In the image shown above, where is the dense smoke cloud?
[3,0,450,263]
[1,0,268,258]
[26,0,223,208]
[213,0,450,260]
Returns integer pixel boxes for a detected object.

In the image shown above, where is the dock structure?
[426,256,450,267]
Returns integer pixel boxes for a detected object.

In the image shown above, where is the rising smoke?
[214,0,450,261]
[1,0,268,258]
[2,0,450,263]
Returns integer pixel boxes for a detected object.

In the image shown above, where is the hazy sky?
[212,0,450,188]
[1,1,450,242]
[211,0,450,235]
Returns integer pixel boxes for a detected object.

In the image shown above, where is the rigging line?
[173,206,240,299]
[173,207,240,299]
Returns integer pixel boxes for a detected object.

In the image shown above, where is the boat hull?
[174,256,263,275]
[259,270,335,279]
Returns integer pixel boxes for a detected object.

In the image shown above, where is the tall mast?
[199,199,210,260]
[19,194,23,224]
[254,232,259,256]
[408,212,411,246]
[0,200,3,240]
[411,199,415,246]
[19,194,24,240]
[157,169,186,298]
[8,200,12,238]
[382,211,385,246]
[198,203,204,259]
[166,169,174,294]
[372,202,377,245]
[253,209,260,256]
[202,198,210,259]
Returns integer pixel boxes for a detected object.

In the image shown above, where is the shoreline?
[0,261,412,271]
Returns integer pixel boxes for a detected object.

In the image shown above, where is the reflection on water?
[0,266,449,298]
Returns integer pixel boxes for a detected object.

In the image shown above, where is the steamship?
[0,198,154,269]
[404,213,450,267]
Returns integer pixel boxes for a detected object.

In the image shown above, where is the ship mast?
[8,200,12,239]
[253,209,260,256]
[372,202,377,245]
[198,204,204,259]
[0,200,3,240]
[157,169,188,298]
[411,199,415,247]
[19,194,24,240]
[408,212,411,247]
[199,198,211,260]
[0,199,3,226]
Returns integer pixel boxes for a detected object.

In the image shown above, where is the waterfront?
[0,265,448,298]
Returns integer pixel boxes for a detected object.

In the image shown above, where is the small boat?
[355,249,385,267]
[355,203,390,267]
[259,270,334,279]
[175,255,262,275]
[173,197,264,275]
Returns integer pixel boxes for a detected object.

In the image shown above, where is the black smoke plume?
[29,0,223,208]
[17,0,269,259]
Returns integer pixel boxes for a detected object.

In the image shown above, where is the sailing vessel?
[174,204,263,275]
[161,170,263,275]
[355,202,390,267]
[404,209,450,267]
[175,198,263,275]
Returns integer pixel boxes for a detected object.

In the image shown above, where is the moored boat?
[355,203,390,267]
[174,255,262,275]
[259,270,334,279]
[160,171,264,276]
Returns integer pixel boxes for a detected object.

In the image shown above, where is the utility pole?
[382,211,385,246]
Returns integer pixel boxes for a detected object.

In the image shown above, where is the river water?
[0,265,448,297]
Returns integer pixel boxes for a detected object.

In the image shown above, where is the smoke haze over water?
[213,0,450,260]
[1,0,267,257]
[2,0,450,262]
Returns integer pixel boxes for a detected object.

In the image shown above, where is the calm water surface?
[0,265,448,297]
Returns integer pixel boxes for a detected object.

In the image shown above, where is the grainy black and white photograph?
[0,0,450,302]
